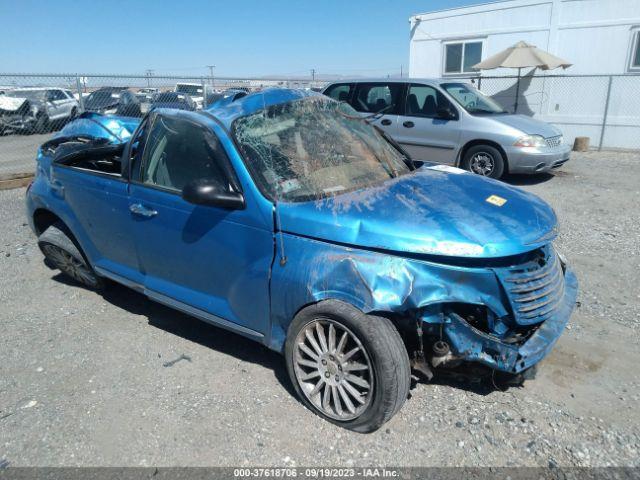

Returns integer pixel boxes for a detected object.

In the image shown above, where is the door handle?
[402,121,415,128]
[129,203,157,218]
[380,119,392,126]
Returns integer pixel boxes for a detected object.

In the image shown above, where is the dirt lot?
[0,133,50,176]
[0,151,639,467]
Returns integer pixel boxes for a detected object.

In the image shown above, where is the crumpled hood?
[490,114,561,138]
[277,166,557,258]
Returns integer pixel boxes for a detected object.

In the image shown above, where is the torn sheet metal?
[269,232,577,373]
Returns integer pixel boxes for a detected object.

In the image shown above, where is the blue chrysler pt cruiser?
[25,89,577,432]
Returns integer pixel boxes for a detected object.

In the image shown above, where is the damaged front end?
[270,235,577,379]
[0,96,37,132]
[418,245,578,375]
[230,92,577,379]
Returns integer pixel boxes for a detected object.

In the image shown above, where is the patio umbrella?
[472,41,572,113]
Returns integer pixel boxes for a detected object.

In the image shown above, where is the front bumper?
[438,266,578,373]
[505,144,572,174]
[0,114,36,131]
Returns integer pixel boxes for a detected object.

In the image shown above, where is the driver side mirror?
[182,178,245,210]
[436,107,457,120]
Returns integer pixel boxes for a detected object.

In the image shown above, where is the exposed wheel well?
[33,209,63,235]
[458,140,509,174]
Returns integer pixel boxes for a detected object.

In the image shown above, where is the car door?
[50,147,141,284]
[46,90,67,120]
[128,112,273,337]
[350,82,404,138]
[394,83,461,164]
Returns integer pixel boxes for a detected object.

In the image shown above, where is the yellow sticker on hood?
[486,195,507,206]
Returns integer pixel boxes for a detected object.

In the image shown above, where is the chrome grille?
[545,135,563,148]
[495,246,565,325]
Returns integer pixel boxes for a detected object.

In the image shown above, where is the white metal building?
[409,0,640,149]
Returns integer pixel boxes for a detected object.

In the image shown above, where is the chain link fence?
[1,72,639,176]
[0,73,328,175]
[464,73,640,152]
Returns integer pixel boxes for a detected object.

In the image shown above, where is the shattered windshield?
[441,82,506,114]
[233,97,411,202]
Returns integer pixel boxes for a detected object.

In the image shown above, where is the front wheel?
[462,144,505,179]
[285,300,410,433]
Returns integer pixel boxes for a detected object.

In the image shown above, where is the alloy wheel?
[293,319,374,421]
[42,244,95,285]
[469,152,495,176]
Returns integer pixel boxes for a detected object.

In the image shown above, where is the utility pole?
[145,69,154,87]
[310,68,316,82]
[206,65,216,87]
[400,65,403,78]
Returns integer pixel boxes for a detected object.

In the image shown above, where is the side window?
[51,90,66,100]
[65,90,74,99]
[405,84,455,118]
[324,83,353,103]
[140,116,230,193]
[352,83,403,114]
[631,31,640,70]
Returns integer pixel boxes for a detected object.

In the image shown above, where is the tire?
[462,144,505,179]
[38,222,104,290]
[34,113,49,134]
[285,300,410,433]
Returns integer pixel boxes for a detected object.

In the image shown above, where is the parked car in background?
[84,87,142,117]
[1,88,79,134]
[135,87,159,103]
[175,83,204,109]
[323,79,571,179]
[205,89,247,110]
[150,92,196,111]
[26,89,577,432]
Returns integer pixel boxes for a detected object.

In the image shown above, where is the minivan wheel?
[38,222,104,290]
[285,300,410,433]
[462,144,505,179]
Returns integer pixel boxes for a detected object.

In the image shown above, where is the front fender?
[268,234,508,352]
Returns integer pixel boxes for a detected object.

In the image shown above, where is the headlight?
[103,107,118,114]
[514,134,546,148]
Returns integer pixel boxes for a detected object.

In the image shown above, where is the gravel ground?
[0,133,50,175]
[0,151,639,467]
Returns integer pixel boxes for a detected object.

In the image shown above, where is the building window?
[444,41,483,74]
[631,31,640,70]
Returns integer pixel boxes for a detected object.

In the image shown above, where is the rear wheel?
[285,300,410,433]
[462,144,505,179]
[38,223,103,290]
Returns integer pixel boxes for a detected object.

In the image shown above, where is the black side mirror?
[436,107,456,120]
[182,178,245,210]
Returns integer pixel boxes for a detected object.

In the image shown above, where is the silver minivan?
[323,79,571,179]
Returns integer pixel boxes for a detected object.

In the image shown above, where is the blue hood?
[277,167,557,259]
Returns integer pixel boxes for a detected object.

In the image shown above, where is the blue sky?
[1,0,488,76]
